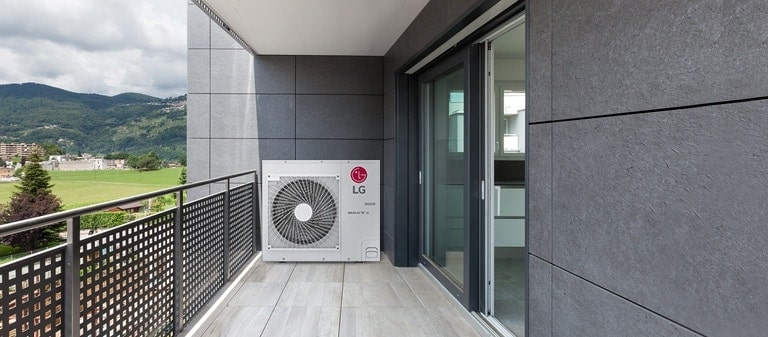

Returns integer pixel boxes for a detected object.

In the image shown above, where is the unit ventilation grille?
[267,175,340,249]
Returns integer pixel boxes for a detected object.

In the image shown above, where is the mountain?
[0,83,186,161]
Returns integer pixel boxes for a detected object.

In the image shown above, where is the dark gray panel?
[528,124,552,260]
[382,139,396,189]
[296,56,382,95]
[211,139,295,179]
[551,0,768,119]
[211,49,255,94]
[254,55,296,94]
[381,186,395,255]
[295,140,382,161]
[529,255,551,337]
[256,95,296,139]
[383,90,395,139]
[552,100,768,336]
[188,49,210,94]
[528,0,552,123]
[187,4,210,49]
[552,269,699,337]
[296,95,383,139]
[210,94,257,138]
[187,94,210,138]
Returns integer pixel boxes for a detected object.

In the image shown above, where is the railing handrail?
[0,169,259,237]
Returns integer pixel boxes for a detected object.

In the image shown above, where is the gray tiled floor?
[190,257,491,337]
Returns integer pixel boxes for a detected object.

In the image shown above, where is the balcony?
[0,171,489,337]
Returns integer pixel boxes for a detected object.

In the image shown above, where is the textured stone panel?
[528,124,552,260]
[383,90,395,139]
[210,94,257,138]
[295,140,382,161]
[254,55,296,94]
[188,49,210,93]
[186,94,210,138]
[528,0,551,123]
[529,255,551,337]
[552,269,699,337]
[551,0,768,119]
[552,100,768,336]
[296,95,383,139]
[382,139,396,189]
[211,49,255,94]
[296,56,382,95]
[211,18,242,49]
[187,138,210,183]
[256,95,296,139]
[211,139,295,178]
[187,4,210,49]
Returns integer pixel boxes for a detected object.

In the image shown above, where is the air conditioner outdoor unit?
[261,160,380,262]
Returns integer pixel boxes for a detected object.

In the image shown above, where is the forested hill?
[0,83,186,161]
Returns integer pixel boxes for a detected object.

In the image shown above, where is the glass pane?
[491,17,526,336]
[424,65,466,287]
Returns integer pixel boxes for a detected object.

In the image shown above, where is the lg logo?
[351,166,367,194]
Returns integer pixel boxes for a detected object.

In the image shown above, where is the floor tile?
[344,261,404,283]
[246,262,295,283]
[277,282,343,307]
[426,305,485,337]
[228,282,285,307]
[342,282,421,307]
[339,306,443,337]
[260,306,340,337]
[288,262,344,282]
[201,306,272,336]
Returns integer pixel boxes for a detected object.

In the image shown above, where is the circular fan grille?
[271,178,338,245]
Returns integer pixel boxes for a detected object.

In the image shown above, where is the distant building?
[0,143,40,161]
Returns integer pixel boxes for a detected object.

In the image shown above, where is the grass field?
[0,168,182,210]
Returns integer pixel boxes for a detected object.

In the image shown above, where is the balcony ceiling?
[202,0,430,56]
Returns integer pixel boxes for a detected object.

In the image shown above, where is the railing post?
[64,217,81,337]
[173,191,184,335]
[253,172,260,252]
[223,179,231,280]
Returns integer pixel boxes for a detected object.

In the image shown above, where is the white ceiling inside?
[202,0,430,56]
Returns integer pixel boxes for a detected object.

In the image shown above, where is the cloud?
[0,0,187,98]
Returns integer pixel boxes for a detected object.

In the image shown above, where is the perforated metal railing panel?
[0,246,65,337]
[181,192,225,323]
[79,210,175,337]
[228,183,255,274]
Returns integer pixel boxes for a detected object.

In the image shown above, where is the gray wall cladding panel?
[295,140,382,161]
[187,4,210,49]
[528,124,552,261]
[254,55,296,94]
[187,138,210,182]
[211,139,295,178]
[551,0,768,120]
[296,56,382,95]
[256,95,296,139]
[211,49,255,94]
[210,19,242,49]
[186,94,210,138]
[529,256,552,337]
[552,100,768,336]
[383,90,395,139]
[187,49,210,94]
[210,94,257,138]
[296,95,383,139]
[528,0,552,123]
[552,269,700,337]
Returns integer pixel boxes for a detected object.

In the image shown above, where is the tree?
[0,152,63,251]
[128,152,161,171]
[178,166,187,185]
[40,142,65,156]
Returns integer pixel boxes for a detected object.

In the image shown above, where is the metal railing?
[0,170,260,337]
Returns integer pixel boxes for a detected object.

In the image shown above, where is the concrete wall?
[528,0,768,336]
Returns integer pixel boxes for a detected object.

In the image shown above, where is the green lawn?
[0,168,182,210]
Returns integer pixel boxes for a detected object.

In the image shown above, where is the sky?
[0,0,187,98]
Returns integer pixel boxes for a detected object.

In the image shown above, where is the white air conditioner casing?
[261,160,380,262]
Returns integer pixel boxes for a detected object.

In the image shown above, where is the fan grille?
[267,176,339,249]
